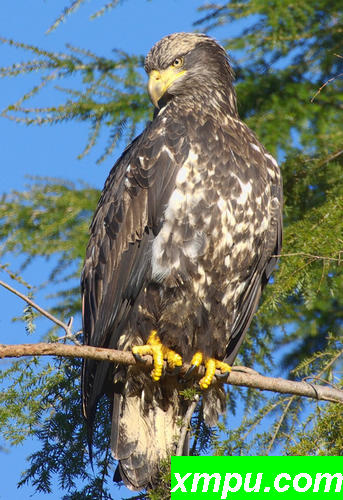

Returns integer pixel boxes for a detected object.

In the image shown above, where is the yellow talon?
[199,358,216,389]
[188,353,231,389]
[215,360,232,374]
[165,348,182,369]
[132,330,182,382]
[190,351,203,367]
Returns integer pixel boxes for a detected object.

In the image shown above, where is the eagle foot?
[132,330,182,382]
[189,352,231,389]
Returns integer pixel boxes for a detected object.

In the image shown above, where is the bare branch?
[1,343,343,405]
[176,395,200,456]
[0,278,75,339]
[311,71,343,102]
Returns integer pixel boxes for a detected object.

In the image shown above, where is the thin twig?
[57,329,82,345]
[127,494,148,500]
[190,400,203,456]
[176,395,200,456]
[302,149,343,167]
[0,278,71,335]
[266,396,295,454]
[241,399,285,442]
[311,72,343,102]
[316,350,343,380]
[302,376,337,389]
[273,252,342,262]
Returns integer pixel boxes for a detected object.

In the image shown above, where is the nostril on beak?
[150,70,161,81]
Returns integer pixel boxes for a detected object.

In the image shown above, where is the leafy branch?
[46,0,123,33]
[0,278,76,340]
[0,38,149,162]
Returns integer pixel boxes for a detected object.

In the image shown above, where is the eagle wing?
[224,139,283,364]
[81,117,189,425]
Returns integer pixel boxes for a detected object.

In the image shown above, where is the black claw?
[133,352,147,364]
[184,364,198,380]
[215,371,230,380]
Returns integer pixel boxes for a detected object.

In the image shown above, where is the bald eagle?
[81,33,282,490]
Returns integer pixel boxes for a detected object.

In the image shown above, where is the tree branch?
[1,278,343,405]
[0,278,71,334]
[176,395,200,456]
[0,278,80,343]
[1,342,343,404]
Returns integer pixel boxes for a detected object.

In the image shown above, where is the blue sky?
[0,1,211,498]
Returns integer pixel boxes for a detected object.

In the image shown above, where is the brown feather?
[81,32,282,491]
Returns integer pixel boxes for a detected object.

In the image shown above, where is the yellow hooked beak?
[148,67,186,108]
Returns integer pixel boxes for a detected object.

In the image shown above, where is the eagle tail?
[111,387,186,491]
[111,385,226,491]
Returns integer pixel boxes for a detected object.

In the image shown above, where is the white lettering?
[274,473,291,492]
[313,473,343,493]
[221,473,242,498]
[171,472,192,493]
[293,473,312,492]
[244,472,263,492]
[191,473,221,493]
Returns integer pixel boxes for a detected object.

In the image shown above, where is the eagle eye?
[172,57,184,68]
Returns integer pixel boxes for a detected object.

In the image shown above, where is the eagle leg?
[132,330,182,382]
[189,352,231,389]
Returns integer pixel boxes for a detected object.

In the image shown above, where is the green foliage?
[0,177,100,319]
[47,0,125,33]
[197,1,343,156]
[191,402,218,456]
[179,387,200,401]
[0,39,149,163]
[0,177,98,262]
[286,401,343,456]
[22,295,37,334]
[1,356,117,498]
[0,358,56,445]
[0,0,343,498]
[147,460,172,500]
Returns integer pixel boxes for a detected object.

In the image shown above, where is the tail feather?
[203,385,226,427]
[111,380,225,491]
[111,389,183,490]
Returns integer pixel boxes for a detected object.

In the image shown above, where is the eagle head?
[144,32,237,115]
